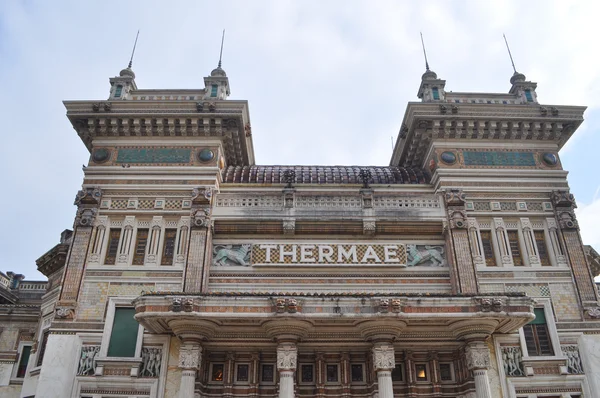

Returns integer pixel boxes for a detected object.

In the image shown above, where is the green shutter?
[107,308,138,357]
[529,308,547,325]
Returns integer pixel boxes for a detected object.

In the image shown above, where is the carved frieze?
[501,346,524,377]
[561,345,584,374]
[212,244,252,267]
[77,345,100,376]
[406,245,445,266]
[140,347,163,377]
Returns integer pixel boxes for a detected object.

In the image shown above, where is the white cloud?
[577,188,600,251]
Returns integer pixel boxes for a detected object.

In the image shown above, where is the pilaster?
[184,187,213,292]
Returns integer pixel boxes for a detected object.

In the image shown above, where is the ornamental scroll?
[212,242,446,267]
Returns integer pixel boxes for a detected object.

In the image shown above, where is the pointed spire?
[503,34,527,85]
[218,29,225,68]
[420,32,430,72]
[128,30,140,69]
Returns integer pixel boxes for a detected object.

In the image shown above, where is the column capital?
[179,343,202,370]
[276,343,297,371]
[372,343,395,371]
[464,341,491,371]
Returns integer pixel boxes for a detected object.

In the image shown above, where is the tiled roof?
[222,166,428,184]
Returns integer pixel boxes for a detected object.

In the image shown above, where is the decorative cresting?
[262,319,313,342]
[357,319,407,342]
[552,189,599,306]
[444,188,478,294]
[222,165,428,184]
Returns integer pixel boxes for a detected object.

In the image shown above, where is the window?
[105,229,121,265]
[107,308,138,357]
[432,87,440,100]
[480,231,496,266]
[415,363,428,381]
[161,229,177,265]
[16,345,32,378]
[36,330,50,367]
[211,363,224,381]
[439,363,453,381]
[535,231,551,266]
[115,85,123,98]
[391,364,404,382]
[507,231,523,266]
[326,364,338,382]
[525,89,533,102]
[351,364,363,382]
[261,364,274,382]
[236,364,249,382]
[523,308,554,356]
[210,84,218,97]
[132,229,148,265]
[301,364,314,383]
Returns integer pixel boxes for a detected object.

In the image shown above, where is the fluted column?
[276,343,297,398]
[178,343,202,398]
[465,341,492,398]
[372,343,395,398]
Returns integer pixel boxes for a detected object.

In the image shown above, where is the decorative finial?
[128,30,140,69]
[218,29,225,68]
[420,32,430,71]
[503,33,517,74]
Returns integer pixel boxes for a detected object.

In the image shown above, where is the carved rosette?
[75,208,97,227]
[179,344,202,370]
[465,343,491,371]
[191,207,211,229]
[372,344,395,371]
[448,209,467,229]
[276,344,297,371]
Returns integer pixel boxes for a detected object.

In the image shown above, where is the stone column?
[372,344,395,398]
[178,343,202,398]
[464,341,492,398]
[276,343,297,398]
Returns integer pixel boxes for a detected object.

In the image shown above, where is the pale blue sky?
[1,0,599,280]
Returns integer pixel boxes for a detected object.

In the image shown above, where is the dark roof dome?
[211,66,227,77]
[422,69,438,80]
[510,71,526,84]
[119,67,136,78]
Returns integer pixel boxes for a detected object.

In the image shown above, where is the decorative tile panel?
[116,148,192,164]
[463,151,536,167]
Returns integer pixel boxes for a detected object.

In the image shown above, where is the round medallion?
[197,148,215,162]
[440,151,457,165]
[542,153,558,166]
[92,148,111,163]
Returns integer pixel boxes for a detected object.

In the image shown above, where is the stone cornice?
[391,102,586,168]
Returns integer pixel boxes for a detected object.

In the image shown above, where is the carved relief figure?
[212,244,252,266]
[77,345,100,376]
[562,345,584,374]
[406,245,445,267]
[141,347,162,377]
[501,346,524,376]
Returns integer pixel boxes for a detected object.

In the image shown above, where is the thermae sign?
[211,243,446,267]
